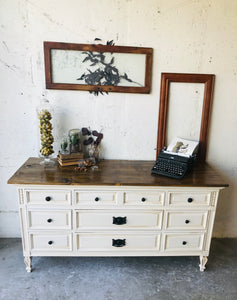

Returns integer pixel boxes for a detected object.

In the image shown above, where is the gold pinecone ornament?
[38,109,54,157]
[37,99,54,160]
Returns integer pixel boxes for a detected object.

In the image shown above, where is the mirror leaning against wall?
[156,73,215,162]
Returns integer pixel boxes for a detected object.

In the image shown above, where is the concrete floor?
[0,239,236,300]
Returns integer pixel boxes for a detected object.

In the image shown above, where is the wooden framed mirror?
[156,73,215,162]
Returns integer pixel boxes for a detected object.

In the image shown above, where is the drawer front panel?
[30,233,72,251]
[164,233,204,252]
[77,234,160,251]
[28,210,71,230]
[75,211,163,230]
[26,189,71,205]
[124,191,165,206]
[166,211,208,230]
[168,192,211,207]
[75,191,117,205]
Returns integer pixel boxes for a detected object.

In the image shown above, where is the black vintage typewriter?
[151,150,196,179]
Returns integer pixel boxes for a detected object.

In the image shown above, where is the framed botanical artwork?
[44,41,153,94]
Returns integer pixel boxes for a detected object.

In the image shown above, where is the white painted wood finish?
[17,186,222,272]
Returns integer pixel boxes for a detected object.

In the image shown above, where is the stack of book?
[57,151,84,166]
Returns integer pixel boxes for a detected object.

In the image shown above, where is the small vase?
[88,144,100,169]
[89,144,100,163]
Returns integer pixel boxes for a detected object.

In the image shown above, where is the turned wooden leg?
[199,255,208,272]
[24,256,32,272]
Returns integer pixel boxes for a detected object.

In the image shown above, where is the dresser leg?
[199,255,208,272]
[24,256,32,272]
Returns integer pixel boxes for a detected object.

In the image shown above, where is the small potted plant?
[60,135,69,154]
[69,129,81,153]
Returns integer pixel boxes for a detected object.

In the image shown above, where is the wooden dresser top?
[7,157,228,187]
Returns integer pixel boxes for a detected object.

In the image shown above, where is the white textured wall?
[0,0,237,237]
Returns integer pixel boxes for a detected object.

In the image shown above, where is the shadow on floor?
[0,238,236,300]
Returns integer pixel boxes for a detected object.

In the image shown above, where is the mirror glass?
[166,82,204,144]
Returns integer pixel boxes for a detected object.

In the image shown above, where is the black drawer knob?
[141,197,146,202]
[182,241,187,245]
[185,219,190,224]
[187,198,193,203]
[95,197,99,202]
[112,239,126,247]
[48,240,53,245]
[47,218,53,223]
[113,216,127,225]
[45,196,51,202]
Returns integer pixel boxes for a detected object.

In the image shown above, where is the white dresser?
[8,158,227,272]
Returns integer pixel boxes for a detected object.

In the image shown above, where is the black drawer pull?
[187,198,193,203]
[48,240,53,245]
[45,196,51,202]
[112,239,126,247]
[141,197,146,202]
[95,197,99,202]
[47,218,53,223]
[182,241,187,245]
[113,216,127,225]
[185,219,190,224]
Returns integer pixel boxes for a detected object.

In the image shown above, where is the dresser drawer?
[75,191,117,205]
[164,233,204,252]
[30,232,72,251]
[28,210,71,230]
[75,210,163,230]
[25,189,71,205]
[76,233,160,251]
[165,211,208,230]
[124,191,165,206]
[168,191,211,207]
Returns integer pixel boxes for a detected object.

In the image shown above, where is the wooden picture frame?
[156,73,215,162]
[44,41,153,94]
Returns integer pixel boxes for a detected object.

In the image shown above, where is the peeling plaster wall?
[0,0,237,237]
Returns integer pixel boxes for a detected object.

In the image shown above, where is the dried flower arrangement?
[74,127,103,172]
[82,127,103,159]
